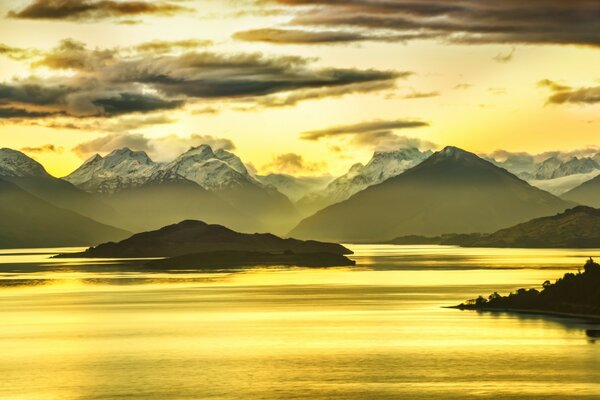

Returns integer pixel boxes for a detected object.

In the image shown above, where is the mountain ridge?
[290,146,574,242]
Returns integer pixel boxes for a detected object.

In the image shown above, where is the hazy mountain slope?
[468,206,600,248]
[562,174,600,207]
[102,174,262,233]
[297,148,432,215]
[0,148,118,225]
[60,219,352,258]
[0,178,129,248]
[290,147,573,242]
[257,174,332,202]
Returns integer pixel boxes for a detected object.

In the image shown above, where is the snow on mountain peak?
[0,148,49,178]
[65,147,159,194]
[298,147,432,213]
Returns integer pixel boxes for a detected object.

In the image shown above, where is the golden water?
[1,245,599,399]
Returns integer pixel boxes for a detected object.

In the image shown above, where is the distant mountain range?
[491,153,600,195]
[65,145,298,233]
[290,146,574,242]
[4,143,600,249]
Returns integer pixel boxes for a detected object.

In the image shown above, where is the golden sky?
[0,0,598,177]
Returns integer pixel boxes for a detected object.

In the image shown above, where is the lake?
[1,245,600,399]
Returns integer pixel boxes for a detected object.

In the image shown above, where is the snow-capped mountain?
[64,145,299,233]
[297,147,433,215]
[65,148,159,194]
[161,145,257,191]
[534,157,563,180]
[0,148,50,178]
[535,157,599,180]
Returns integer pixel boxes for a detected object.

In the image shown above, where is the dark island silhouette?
[56,220,355,269]
[389,206,600,248]
[453,258,600,319]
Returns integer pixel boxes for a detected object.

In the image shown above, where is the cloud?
[31,39,116,71]
[21,144,63,153]
[8,0,191,21]
[233,28,435,44]
[73,133,236,161]
[0,106,55,119]
[493,47,516,63]
[400,90,440,99]
[301,119,433,151]
[261,153,325,174]
[539,79,600,105]
[453,83,472,90]
[0,39,401,120]
[0,44,40,61]
[487,148,600,174]
[301,119,429,141]
[255,0,600,47]
[134,39,213,54]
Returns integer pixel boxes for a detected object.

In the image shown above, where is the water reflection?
[1,245,600,399]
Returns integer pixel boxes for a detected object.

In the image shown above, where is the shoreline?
[447,305,600,322]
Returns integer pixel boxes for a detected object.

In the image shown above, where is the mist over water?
[1,245,600,399]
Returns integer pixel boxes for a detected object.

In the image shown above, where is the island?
[55,220,355,269]
[453,258,600,319]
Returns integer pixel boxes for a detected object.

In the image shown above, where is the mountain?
[161,145,299,233]
[0,148,118,225]
[0,177,129,248]
[466,206,600,248]
[561,174,600,207]
[535,157,599,180]
[256,173,332,202]
[65,148,159,194]
[297,148,432,215]
[290,146,574,242]
[65,145,299,233]
[58,219,352,258]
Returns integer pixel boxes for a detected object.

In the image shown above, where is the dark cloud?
[8,0,191,21]
[301,119,429,141]
[119,52,400,99]
[91,92,183,115]
[0,106,55,119]
[261,153,325,174]
[254,0,600,47]
[21,144,63,153]
[539,79,600,105]
[0,40,401,121]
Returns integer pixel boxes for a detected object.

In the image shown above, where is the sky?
[0,0,598,177]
